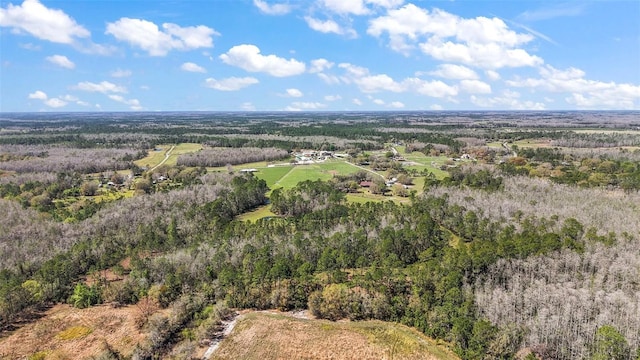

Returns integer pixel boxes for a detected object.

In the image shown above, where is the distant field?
[512,139,552,149]
[134,143,203,169]
[572,129,640,135]
[212,311,459,360]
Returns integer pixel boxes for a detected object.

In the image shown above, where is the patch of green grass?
[56,326,92,340]
[27,351,49,360]
[237,205,276,222]
[135,146,169,168]
[163,143,202,166]
[346,193,384,204]
[254,166,293,188]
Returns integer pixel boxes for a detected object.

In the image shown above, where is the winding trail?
[150,145,175,171]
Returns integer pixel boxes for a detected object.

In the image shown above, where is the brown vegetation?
[0,304,147,359]
[212,312,459,360]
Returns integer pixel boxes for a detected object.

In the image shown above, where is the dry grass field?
[0,304,148,360]
[212,311,459,360]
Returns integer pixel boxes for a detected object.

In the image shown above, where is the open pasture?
[402,152,450,179]
[273,160,363,189]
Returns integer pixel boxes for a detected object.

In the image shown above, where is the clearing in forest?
[134,143,202,169]
[211,311,459,360]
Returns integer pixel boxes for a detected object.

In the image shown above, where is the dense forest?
[0,111,639,360]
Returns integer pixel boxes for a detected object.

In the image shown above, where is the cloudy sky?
[1,0,639,112]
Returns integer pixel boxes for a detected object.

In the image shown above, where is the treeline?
[499,147,640,190]
[0,145,145,174]
[270,180,345,217]
[0,174,267,334]
[176,147,288,167]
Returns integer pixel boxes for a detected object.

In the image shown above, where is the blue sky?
[1,0,639,112]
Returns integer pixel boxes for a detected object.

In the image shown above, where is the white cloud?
[310,58,334,73]
[324,94,342,101]
[507,65,640,109]
[430,104,443,110]
[339,62,459,98]
[180,62,206,73]
[28,90,47,100]
[205,77,259,91]
[285,101,327,111]
[389,101,405,108]
[0,0,89,44]
[459,79,492,94]
[220,44,305,77]
[110,69,132,78]
[108,94,142,110]
[45,54,74,69]
[241,102,256,111]
[320,0,370,15]
[471,91,546,110]
[73,81,127,93]
[317,73,340,84]
[373,98,385,105]
[284,88,303,97]
[60,94,77,102]
[304,16,356,37]
[420,39,542,69]
[367,4,541,68]
[352,98,363,105]
[410,78,458,98]
[485,70,501,81]
[106,18,217,56]
[19,42,40,50]
[366,0,404,9]
[429,64,478,80]
[44,98,67,108]
[517,3,586,22]
[253,0,291,15]
[339,63,404,92]
[27,90,71,108]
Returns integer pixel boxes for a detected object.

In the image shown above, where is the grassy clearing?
[237,205,277,222]
[163,143,202,166]
[212,312,459,360]
[254,166,293,188]
[402,152,450,179]
[512,139,551,148]
[135,146,168,169]
[134,143,203,169]
[274,161,362,189]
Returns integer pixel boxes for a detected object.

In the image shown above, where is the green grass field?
[273,160,364,189]
[253,166,293,188]
[402,152,450,179]
[134,143,203,169]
